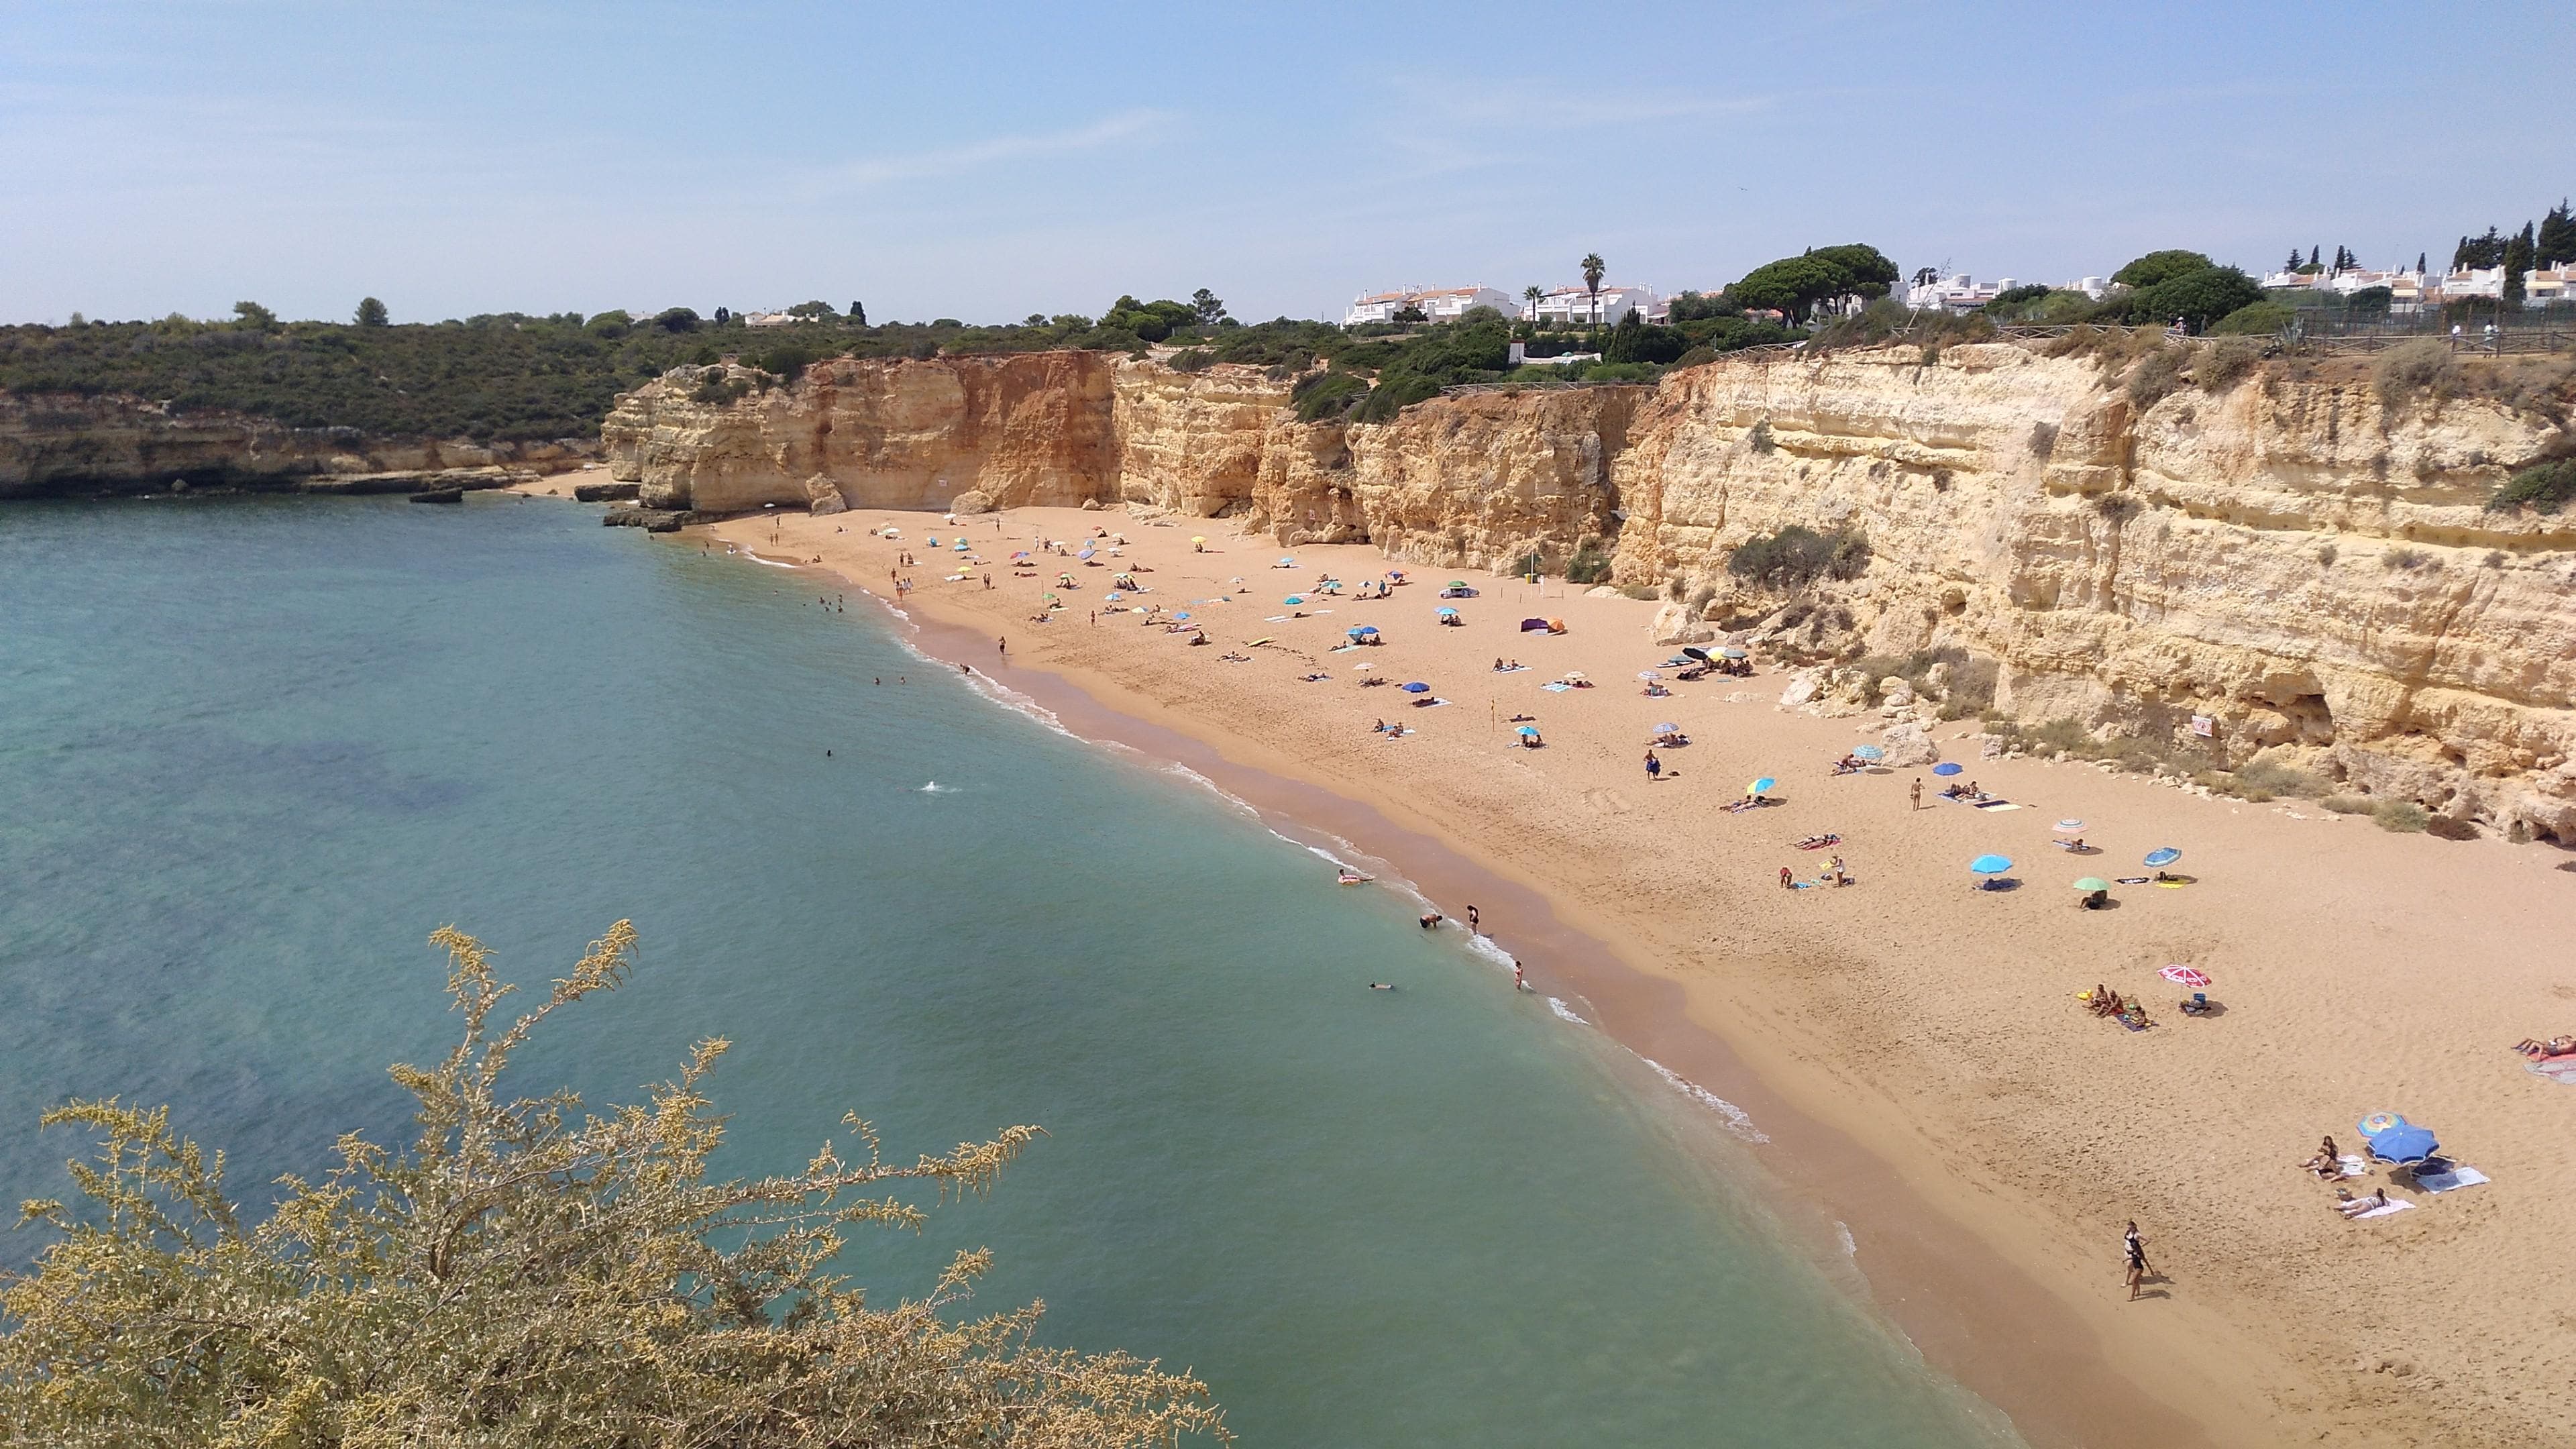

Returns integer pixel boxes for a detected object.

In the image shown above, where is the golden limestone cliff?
[0,392,590,496]
[600,343,2575,834]
[602,352,1117,513]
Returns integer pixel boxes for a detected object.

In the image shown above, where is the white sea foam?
[747,554,799,570]
[1835,1222,1858,1258]
[1639,1057,1769,1142]
[919,781,951,793]
[1546,996,1589,1025]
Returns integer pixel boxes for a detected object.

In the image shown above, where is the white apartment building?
[1525,284,1658,327]
[1903,274,2111,313]
[1344,285,1522,326]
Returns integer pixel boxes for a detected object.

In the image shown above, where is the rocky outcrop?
[0,392,592,497]
[597,341,2576,835]
[601,354,1116,513]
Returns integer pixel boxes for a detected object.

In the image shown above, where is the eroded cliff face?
[602,353,1117,513]
[0,392,590,496]
[1609,343,2576,837]
[600,343,2576,833]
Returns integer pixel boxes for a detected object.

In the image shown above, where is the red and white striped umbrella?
[2159,965,2211,989]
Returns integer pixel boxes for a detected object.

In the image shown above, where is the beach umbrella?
[1933,761,1964,776]
[2368,1123,2440,1164]
[1077,547,1094,559]
[1277,557,1295,567]
[1284,595,1305,605]
[1654,722,1678,733]
[2072,877,2112,892]
[2159,965,2211,988]
[2053,819,2086,834]
[1681,647,1712,661]
[2143,847,2182,867]
[1748,777,1776,794]
[1104,592,1124,602]
[1561,670,1586,681]
[1447,580,1468,588]
[1353,661,1376,671]
[1517,725,1540,737]
[1191,535,1206,545]
[957,541,973,551]
[1010,550,1030,559]
[1852,745,1885,761]
[1969,854,2013,875]
[1719,647,1749,659]
[1172,611,1191,621]
[1399,681,1432,693]
[2357,1112,2408,1137]
[1437,605,1459,616]
[1385,570,1405,580]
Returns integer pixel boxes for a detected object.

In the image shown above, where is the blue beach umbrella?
[1933,761,1964,777]
[1399,682,1431,693]
[1969,854,2013,875]
[1284,595,1305,605]
[1653,722,1678,734]
[2143,847,2182,867]
[1437,606,1459,616]
[2367,1124,2439,1164]
[1516,725,1540,737]
[1172,612,1191,621]
[1853,745,1885,761]
[1748,777,1776,794]
[1352,625,1380,636]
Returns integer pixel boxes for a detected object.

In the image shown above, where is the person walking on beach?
[2123,1222,2151,1300]
[1910,777,1923,811]
[1644,749,1662,782]
[1512,959,1527,992]
[1466,904,1480,932]
[998,636,1007,657]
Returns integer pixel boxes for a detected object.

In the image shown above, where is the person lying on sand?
[2515,1036,2576,1057]
[2333,1189,2391,1218]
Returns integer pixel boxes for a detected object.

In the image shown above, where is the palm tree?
[1522,284,1544,326]
[1580,254,1606,326]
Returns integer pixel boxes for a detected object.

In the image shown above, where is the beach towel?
[1541,682,1572,693]
[1972,800,2021,811]
[2338,1155,2368,1178]
[1417,698,1450,708]
[2352,1199,2414,1220]
[2526,1052,2576,1081]
[2116,876,2152,885]
[1265,614,1289,622]
[2414,1166,2489,1193]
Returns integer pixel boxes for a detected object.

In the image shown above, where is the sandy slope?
[696,502,2576,1449]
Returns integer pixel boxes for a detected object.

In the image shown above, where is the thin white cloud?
[804,110,1169,196]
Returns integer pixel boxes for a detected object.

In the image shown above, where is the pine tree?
[2416,252,2427,275]
[2502,222,2534,309]
[2538,200,2576,268]
[2308,245,2320,268]
[2286,246,2304,272]
[849,301,867,325]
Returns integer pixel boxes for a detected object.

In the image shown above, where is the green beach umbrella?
[2072,877,2112,892]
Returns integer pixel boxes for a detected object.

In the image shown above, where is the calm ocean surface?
[0,496,2018,1446]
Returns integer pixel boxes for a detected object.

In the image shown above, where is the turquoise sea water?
[0,496,2018,1447]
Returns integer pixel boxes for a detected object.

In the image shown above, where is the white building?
[1525,284,1658,327]
[1344,285,1521,326]
[1903,274,2112,313]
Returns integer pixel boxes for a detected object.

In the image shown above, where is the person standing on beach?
[1645,750,1662,782]
[1512,959,1526,991]
[998,636,1007,658]
[1910,777,1923,811]
[1466,904,1480,932]
[2123,1222,2151,1300]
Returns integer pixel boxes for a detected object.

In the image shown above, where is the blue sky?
[4,0,2569,325]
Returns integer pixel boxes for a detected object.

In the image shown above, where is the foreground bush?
[0,924,1226,1448]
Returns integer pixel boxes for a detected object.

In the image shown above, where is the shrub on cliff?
[0,923,1225,1447]
[2488,457,2576,513]
[1727,525,1868,590]
[2373,339,2461,412]
[2211,300,2296,336]
[1291,369,1368,422]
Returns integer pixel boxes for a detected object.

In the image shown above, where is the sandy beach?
[676,500,2573,1448]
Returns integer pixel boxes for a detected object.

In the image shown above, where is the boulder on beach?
[806,473,849,517]
[1777,668,1823,708]
[1878,720,1940,767]
[573,480,641,503]
[947,488,994,517]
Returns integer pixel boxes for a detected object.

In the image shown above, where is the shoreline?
[667,500,2570,1449]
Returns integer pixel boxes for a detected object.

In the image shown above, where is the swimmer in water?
[1368,983,1395,991]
